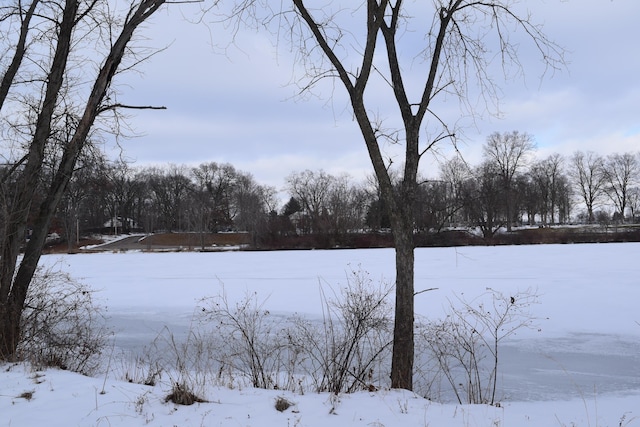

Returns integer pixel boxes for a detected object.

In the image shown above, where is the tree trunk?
[505,185,513,232]
[389,218,414,390]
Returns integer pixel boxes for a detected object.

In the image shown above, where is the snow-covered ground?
[2,243,640,426]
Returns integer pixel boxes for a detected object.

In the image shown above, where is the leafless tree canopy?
[482,130,535,231]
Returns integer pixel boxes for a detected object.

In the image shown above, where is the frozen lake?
[40,242,640,402]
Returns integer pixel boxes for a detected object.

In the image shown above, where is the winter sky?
[108,1,640,196]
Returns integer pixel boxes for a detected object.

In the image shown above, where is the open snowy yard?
[2,242,639,426]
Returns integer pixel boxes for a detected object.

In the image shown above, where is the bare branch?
[98,103,167,114]
[414,287,438,297]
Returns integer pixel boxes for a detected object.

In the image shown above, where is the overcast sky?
[108,1,640,199]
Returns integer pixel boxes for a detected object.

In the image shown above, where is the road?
[85,235,171,251]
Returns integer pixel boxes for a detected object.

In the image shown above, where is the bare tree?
[414,179,453,232]
[530,153,565,225]
[59,152,110,250]
[482,131,536,231]
[190,162,242,232]
[148,165,193,232]
[285,170,335,234]
[436,157,471,227]
[99,160,146,233]
[0,0,168,359]
[286,170,367,239]
[628,186,640,223]
[568,151,607,224]
[602,152,639,223]
[462,161,505,238]
[232,171,276,243]
[216,0,563,389]
[324,174,368,237]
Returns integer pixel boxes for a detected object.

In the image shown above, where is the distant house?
[103,217,139,231]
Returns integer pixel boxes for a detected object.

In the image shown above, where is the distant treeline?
[8,142,639,250]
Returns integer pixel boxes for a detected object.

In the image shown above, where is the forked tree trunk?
[0,0,166,360]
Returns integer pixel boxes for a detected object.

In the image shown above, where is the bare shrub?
[416,288,538,404]
[416,313,486,403]
[18,265,110,375]
[115,308,253,398]
[193,267,392,395]
[198,288,290,390]
[288,267,393,394]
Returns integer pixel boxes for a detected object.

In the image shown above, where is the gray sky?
[108,1,640,199]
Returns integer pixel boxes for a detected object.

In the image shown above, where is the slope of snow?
[2,362,639,426]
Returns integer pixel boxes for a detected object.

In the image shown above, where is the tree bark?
[389,215,415,389]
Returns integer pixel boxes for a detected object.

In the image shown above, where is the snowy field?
[2,242,640,426]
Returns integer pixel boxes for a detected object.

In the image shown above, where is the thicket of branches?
[18,265,110,375]
[124,267,394,398]
[115,269,536,405]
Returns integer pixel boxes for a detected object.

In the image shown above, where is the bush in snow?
[287,267,393,394]
[18,264,110,375]
[415,288,538,404]
[198,287,289,390]
[196,267,393,394]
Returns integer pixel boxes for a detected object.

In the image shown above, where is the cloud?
[105,2,640,191]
